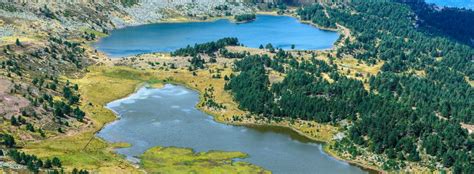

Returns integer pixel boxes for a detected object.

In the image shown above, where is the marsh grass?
[22,66,155,173]
[141,147,269,174]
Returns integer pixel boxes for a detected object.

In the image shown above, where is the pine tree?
[15,38,21,46]
[10,116,19,126]
[44,159,52,168]
[2,134,15,148]
[52,157,61,167]
[26,123,35,132]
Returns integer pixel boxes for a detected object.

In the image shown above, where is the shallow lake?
[97,84,368,174]
[94,15,340,57]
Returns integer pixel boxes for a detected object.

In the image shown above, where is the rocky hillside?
[0,0,257,154]
[0,0,306,172]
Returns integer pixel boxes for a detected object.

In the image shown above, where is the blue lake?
[94,15,340,57]
[425,0,474,9]
[97,85,369,174]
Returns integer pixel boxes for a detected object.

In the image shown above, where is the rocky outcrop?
[0,0,255,32]
[118,0,253,27]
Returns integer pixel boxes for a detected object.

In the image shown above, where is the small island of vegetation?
[234,14,256,23]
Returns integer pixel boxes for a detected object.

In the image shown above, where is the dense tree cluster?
[48,36,87,69]
[1,133,16,148]
[297,4,335,29]
[398,0,474,47]
[31,77,86,121]
[0,2,19,12]
[298,2,473,121]
[219,48,247,59]
[225,55,274,114]
[120,0,138,7]
[171,38,239,57]
[63,81,80,105]
[72,168,90,174]
[234,14,256,22]
[300,2,474,80]
[228,52,473,173]
[40,5,58,20]
[226,55,366,122]
[226,1,473,172]
[188,55,205,69]
[7,149,62,173]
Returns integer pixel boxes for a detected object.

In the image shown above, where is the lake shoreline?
[95,12,339,58]
[100,82,377,173]
[150,82,383,174]
[91,11,384,173]
[98,77,381,174]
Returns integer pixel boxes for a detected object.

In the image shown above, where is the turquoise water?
[94,15,340,57]
[425,0,474,9]
[97,85,369,174]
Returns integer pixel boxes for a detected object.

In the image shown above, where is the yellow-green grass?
[466,76,474,87]
[19,63,357,172]
[319,54,383,90]
[21,66,162,173]
[22,65,268,173]
[336,57,383,76]
[289,50,383,90]
[225,46,275,56]
[141,147,270,174]
[0,36,40,45]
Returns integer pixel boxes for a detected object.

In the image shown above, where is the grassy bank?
[22,66,271,173]
[21,66,154,173]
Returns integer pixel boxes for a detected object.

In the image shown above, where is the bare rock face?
[118,0,254,27]
[1,0,255,31]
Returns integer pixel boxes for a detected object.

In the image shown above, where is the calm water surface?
[97,85,367,174]
[425,0,474,9]
[94,15,340,57]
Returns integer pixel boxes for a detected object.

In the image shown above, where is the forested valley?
[1,0,472,173]
[398,0,474,47]
[226,1,473,173]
